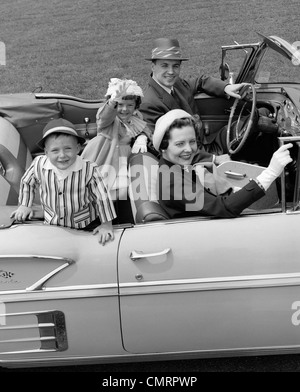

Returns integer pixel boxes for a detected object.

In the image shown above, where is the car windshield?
[256,47,300,84]
[222,39,300,86]
[219,47,254,84]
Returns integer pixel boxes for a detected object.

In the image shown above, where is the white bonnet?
[105,78,144,98]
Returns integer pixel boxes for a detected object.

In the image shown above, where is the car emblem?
[0,270,14,279]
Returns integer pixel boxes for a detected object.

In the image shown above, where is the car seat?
[0,117,32,205]
[128,152,170,223]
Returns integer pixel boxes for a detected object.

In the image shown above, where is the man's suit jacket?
[139,74,228,132]
[139,75,228,158]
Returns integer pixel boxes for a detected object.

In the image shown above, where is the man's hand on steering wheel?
[224,83,250,99]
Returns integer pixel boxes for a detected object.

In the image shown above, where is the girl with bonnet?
[82,78,151,201]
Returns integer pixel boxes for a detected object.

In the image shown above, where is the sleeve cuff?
[253,178,266,192]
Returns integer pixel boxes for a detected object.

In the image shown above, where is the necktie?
[171,88,180,106]
[171,88,193,114]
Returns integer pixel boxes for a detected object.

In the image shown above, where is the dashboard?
[257,90,300,137]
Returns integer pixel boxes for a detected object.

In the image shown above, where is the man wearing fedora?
[139,38,246,163]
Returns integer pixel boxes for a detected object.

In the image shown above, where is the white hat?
[105,78,144,98]
[153,109,193,151]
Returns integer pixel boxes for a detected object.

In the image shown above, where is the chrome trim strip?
[0,323,54,330]
[132,210,284,227]
[26,262,70,291]
[0,283,117,295]
[0,284,118,302]
[0,255,75,263]
[0,310,52,316]
[119,272,300,295]
[44,283,117,291]
[279,136,300,213]
[2,272,300,301]
[0,348,57,355]
[0,255,75,291]
[2,343,300,362]
[0,337,56,344]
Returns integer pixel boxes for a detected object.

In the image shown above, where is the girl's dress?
[81,101,150,200]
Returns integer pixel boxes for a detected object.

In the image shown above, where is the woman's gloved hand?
[256,143,293,191]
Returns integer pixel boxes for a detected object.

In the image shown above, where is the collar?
[44,155,83,180]
[159,157,192,172]
[152,75,173,95]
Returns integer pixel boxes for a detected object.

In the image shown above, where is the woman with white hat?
[154,109,292,219]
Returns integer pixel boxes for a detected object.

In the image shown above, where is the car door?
[118,212,300,356]
[0,212,125,364]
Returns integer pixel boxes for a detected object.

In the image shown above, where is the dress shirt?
[19,155,116,229]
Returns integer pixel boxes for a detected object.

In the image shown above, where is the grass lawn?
[0,0,300,99]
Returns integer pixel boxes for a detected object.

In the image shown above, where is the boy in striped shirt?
[10,119,116,245]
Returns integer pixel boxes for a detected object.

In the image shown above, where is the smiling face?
[44,133,80,170]
[162,125,198,166]
[152,59,181,88]
[115,98,137,123]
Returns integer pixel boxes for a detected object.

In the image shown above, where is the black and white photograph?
[1,0,300,374]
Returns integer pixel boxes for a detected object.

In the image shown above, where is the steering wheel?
[226,83,257,155]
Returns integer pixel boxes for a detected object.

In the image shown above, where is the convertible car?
[1,33,300,369]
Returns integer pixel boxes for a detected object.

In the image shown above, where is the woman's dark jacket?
[158,157,265,219]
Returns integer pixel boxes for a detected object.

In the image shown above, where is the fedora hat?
[37,118,86,149]
[153,109,192,151]
[145,38,189,61]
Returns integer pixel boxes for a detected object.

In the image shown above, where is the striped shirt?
[19,155,116,229]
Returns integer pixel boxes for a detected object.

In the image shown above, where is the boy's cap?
[37,118,86,149]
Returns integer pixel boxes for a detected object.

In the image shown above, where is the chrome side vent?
[37,311,68,351]
[0,310,68,354]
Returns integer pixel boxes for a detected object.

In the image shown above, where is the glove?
[256,143,293,191]
[132,135,148,154]
[109,81,128,102]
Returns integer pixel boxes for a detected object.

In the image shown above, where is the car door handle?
[224,170,247,179]
[130,248,171,261]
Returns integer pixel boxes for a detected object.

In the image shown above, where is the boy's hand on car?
[10,206,33,222]
[93,221,114,245]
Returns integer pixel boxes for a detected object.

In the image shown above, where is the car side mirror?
[219,62,230,81]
